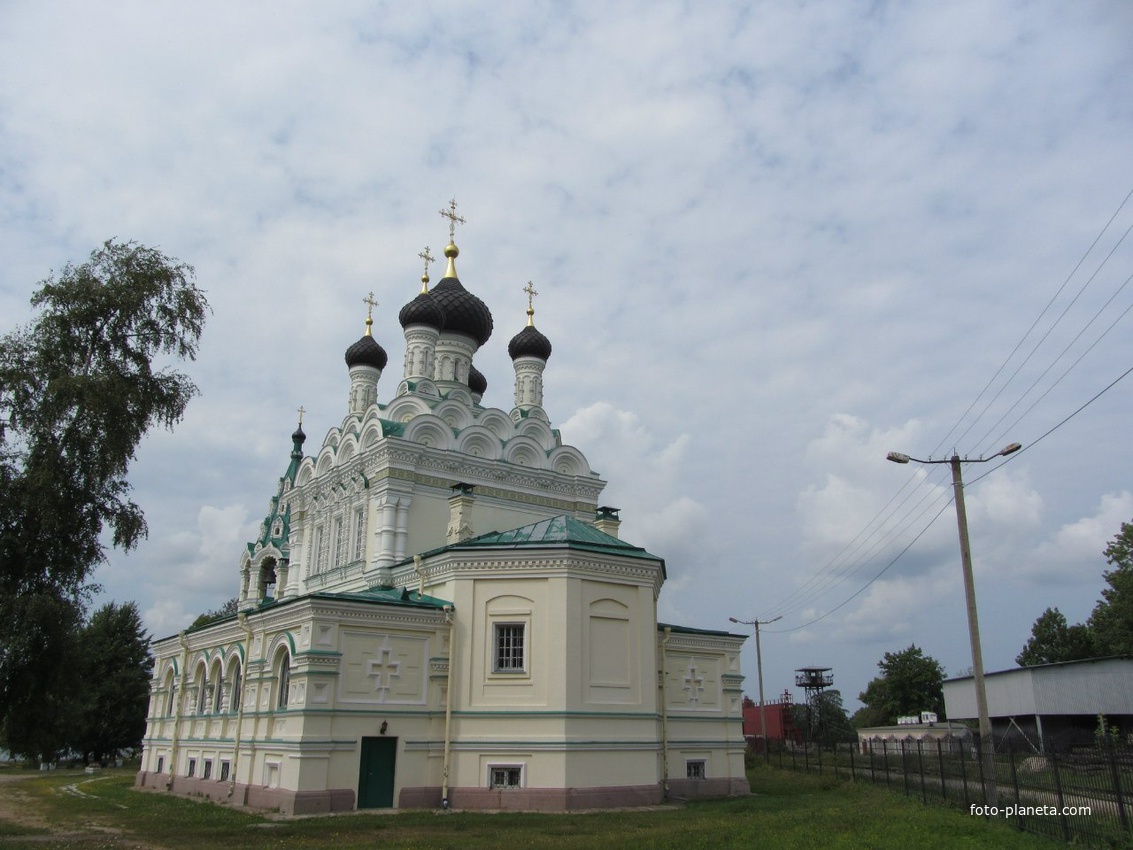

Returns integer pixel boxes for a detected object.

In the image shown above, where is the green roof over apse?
[454,514,664,566]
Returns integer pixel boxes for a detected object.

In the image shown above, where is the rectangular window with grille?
[489,766,523,788]
[187,758,196,778]
[686,760,706,780]
[494,623,525,672]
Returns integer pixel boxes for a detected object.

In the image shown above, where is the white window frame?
[314,525,326,573]
[352,507,366,562]
[230,662,243,714]
[488,764,524,789]
[493,623,526,673]
[211,662,224,713]
[332,515,346,567]
[195,667,209,715]
[277,650,292,710]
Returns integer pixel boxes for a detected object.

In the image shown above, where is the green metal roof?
[658,622,746,639]
[451,514,664,564]
[309,586,451,609]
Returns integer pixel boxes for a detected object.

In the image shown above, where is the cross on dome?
[524,280,538,326]
[363,292,378,336]
[418,246,434,293]
[439,198,465,242]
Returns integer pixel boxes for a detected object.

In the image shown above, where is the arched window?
[230,661,243,714]
[277,649,291,710]
[163,668,177,717]
[195,663,209,715]
[210,659,224,713]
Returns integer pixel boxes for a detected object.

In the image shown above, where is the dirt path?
[0,772,165,848]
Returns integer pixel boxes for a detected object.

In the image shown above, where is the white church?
[136,204,750,813]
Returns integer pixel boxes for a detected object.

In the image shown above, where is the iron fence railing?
[770,738,1133,848]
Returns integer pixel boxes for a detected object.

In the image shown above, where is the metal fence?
[770,738,1133,848]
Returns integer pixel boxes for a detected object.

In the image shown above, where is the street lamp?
[730,615,782,759]
[887,440,1021,804]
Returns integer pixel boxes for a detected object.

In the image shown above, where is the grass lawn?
[0,763,1064,849]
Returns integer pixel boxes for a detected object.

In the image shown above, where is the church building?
[136,203,749,813]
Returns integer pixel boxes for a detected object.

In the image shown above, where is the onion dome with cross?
[507,281,552,361]
[344,292,388,370]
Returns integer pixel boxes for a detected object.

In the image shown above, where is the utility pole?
[730,615,782,759]
[887,441,1021,805]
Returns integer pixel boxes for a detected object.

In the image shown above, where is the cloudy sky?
[4,1,1133,710]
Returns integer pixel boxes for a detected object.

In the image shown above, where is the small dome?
[508,324,552,361]
[398,291,444,330]
[468,364,487,395]
[432,278,494,346]
[344,334,388,370]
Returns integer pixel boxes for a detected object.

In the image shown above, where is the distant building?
[943,656,1133,749]
[741,691,801,745]
[856,720,972,755]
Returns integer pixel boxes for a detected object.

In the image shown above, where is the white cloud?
[1017,491,1133,584]
[5,0,1133,713]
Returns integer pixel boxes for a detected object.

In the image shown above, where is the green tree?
[1016,607,1096,666]
[73,602,153,765]
[189,596,240,630]
[856,644,945,726]
[1088,520,1133,656]
[793,689,856,745]
[0,240,207,761]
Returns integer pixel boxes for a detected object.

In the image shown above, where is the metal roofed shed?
[943,656,1133,750]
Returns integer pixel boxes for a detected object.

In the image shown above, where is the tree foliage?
[1088,520,1133,656]
[1016,607,1096,666]
[1015,520,1133,666]
[856,644,945,726]
[73,602,153,765]
[0,240,207,760]
[189,596,240,631]
[792,689,856,745]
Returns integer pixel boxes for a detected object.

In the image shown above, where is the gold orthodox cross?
[363,291,378,320]
[418,247,435,292]
[439,198,466,241]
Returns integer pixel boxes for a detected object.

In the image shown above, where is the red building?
[741,690,802,747]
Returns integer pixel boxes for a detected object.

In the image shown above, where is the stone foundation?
[135,771,355,815]
[137,772,747,813]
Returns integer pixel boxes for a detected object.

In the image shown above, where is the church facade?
[136,206,749,813]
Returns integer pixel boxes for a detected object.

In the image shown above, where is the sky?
[3,1,1133,713]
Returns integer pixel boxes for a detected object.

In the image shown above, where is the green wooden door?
[357,736,397,809]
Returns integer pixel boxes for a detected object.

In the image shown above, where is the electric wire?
[755,188,1133,629]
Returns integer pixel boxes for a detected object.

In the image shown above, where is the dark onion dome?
[508,324,552,360]
[468,364,487,395]
[398,290,445,330]
[344,332,388,370]
[431,277,493,346]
